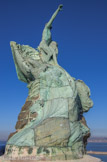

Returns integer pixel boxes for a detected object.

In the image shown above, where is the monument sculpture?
[5,5,93,160]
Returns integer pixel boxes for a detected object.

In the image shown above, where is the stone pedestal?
[0,155,102,162]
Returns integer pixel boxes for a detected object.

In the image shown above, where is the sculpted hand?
[58,4,63,11]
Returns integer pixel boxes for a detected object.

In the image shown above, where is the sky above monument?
[0,0,107,140]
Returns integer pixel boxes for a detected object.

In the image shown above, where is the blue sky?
[0,0,107,140]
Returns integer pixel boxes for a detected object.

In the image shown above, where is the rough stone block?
[15,119,28,129]
[35,117,70,146]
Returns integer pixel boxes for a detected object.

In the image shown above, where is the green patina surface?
[7,4,93,160]
[8,40,93,157]
[7,128,35,146]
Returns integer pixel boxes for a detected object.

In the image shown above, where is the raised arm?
[41,4,63,45]
[46,4,63,28]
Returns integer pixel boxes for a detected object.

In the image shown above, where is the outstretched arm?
[46,4,63,28]
[41,4,63,45]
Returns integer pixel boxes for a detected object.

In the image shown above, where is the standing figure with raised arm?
[6,4,94,160]
[38,4,63,65]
